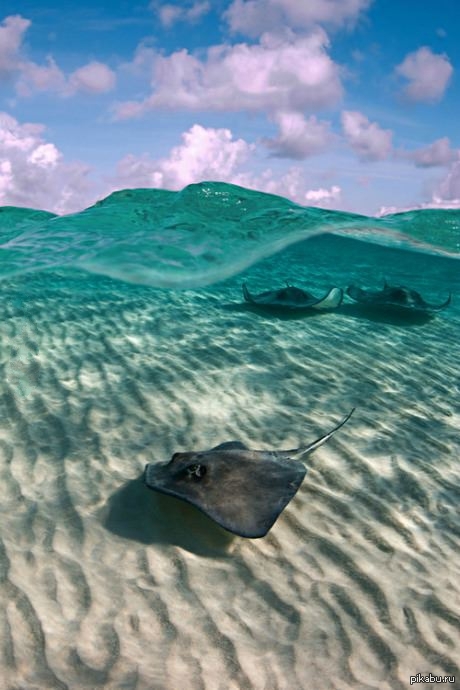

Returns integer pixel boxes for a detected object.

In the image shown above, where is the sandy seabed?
[0,242,459,690]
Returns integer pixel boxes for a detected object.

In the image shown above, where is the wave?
[1,182,459,288]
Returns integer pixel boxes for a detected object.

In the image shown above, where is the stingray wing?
[243,283,292,307]
[144,449,306,538]
[242,283,282,305]
[210,441,249,451]
[348,283,451,313]
[310,287,343,310]
[243,283,342,310]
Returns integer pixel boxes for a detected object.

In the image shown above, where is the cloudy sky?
[1,0,459,215]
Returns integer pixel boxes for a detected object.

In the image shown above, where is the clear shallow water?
[1,182,459,287]
[0,184,459,690]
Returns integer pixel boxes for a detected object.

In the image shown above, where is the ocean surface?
[0,182,459,690]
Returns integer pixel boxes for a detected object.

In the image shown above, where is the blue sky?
[1,0,459,215]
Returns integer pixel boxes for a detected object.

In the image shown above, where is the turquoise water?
[1,181,459,287]
[0,183,459,689]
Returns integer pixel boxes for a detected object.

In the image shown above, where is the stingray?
[242,283,343,311]
[346,281,451,313]
[144,409,354,538]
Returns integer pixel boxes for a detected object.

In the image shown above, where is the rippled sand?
[1,243,459,690]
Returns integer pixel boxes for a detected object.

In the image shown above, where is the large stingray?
[346,281,451,313]
[242,283,343,311]
[144,409,354,538]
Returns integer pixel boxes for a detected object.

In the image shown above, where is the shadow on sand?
[222,301,435,326]
[221,302,334,321]
[336,302,435,326]
[101,475,236,557]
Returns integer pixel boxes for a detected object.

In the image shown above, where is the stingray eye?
[185,463,207,481]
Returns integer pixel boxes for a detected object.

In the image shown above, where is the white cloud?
[341,110,393,161]
[156,4,181,27]
[27,142,61,167]
[378,159,460,215]
[378,196,460,215]
[16,58,116,97]
[114,30,342,119]
[154,1,210,27]
[233,168,343,208]
[410,137,458,168]
[305,184,341,204]
[187,1,210,21]
[231,166,306,202]
[112,100,146,120]
[0,14,116,97]
[436,161,460,201]
[67,61,116,94]
[230,166,306,203]
[0,14,30,75]
[15,56,66,96]
[0,114,43,151]
[115,124,253,189]
[264,111,333,159]
[0,111,93,213]
[395,47,453,103]
[224,0,372,37]
[112,124,343,209]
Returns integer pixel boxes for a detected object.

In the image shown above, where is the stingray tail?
[278,408,355,462]
[242,283,254,303]
[430,292,452,311]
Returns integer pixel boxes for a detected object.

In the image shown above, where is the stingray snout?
[144,462,162,486]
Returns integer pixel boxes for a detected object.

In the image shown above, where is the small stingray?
[346,281,451,313]
[242,283,343,311]
[144,409,354,538]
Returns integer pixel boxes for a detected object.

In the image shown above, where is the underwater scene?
[0,182,459,690]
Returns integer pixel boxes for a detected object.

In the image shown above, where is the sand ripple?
[0,258,459,690]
